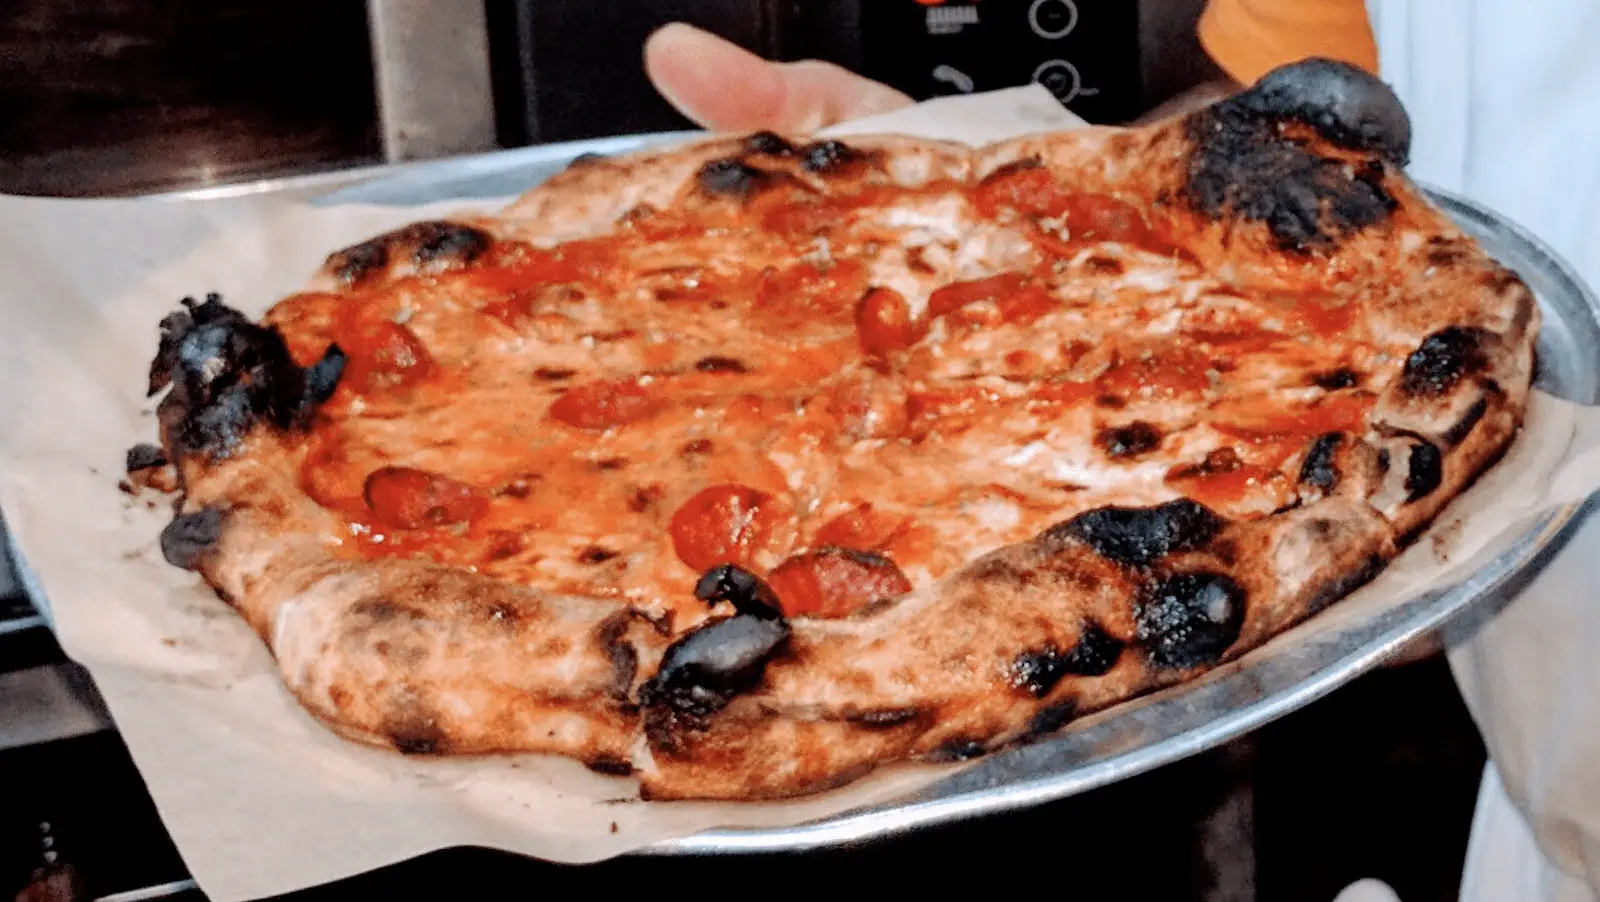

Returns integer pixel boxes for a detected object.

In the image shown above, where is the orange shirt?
[1198,0,1379,85]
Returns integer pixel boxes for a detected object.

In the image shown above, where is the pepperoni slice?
[814,503,908,550]
[767,547,913,619]
[363,466,487,529]
[549,377,667,430]
[669,484,785,571]
[973,164,1072,219]
[339,318,435,394]
[855,287,927,357]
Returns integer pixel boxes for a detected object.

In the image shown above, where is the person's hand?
[643,23,914,134]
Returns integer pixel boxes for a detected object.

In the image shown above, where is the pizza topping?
[363,466,486,529]
[339,319,433,394]
[1047,499,1225,568]
[669,484,785,572]
[1010,623,1126,697]
[1136,571,1247,669]
[693,564,784,620]
[855,287,926,357]
[973,159,1066,218]
[1098,422,1163,459]
[159,507,225,571]
[814,503,908,550]
[549,377,667,430]
[1399,326,1491,396]
[766,547,913,619]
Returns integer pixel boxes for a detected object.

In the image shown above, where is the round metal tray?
[17,134,1600,856]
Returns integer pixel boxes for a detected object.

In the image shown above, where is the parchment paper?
[2,85,1600,901]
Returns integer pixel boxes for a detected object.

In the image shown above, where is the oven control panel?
[858,0,1142,124]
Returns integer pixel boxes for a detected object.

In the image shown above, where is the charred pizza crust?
[139,59,1537,800]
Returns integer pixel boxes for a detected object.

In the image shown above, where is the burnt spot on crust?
[1084,255,1126,275]
[967,555,1034,586]
[1010,624,1126,697]
[534,367,577,381]
[1185,100,1398,250]
[326,221,492,283]
[928,738,987,762]
[584,755,635,776]
[578,545,620,564]
[744,131,796,156]
[1045,499,1225,568]
[1400,326,1492,397]
[567,151,608,168]
[159,507,224,571]
[1185,58,1410,251]
[1312,368,1361,390]
[1137,572,1247,669]
[1404,439,1444,501]
[799,140,859,174]
[694,356,748,374]
[846,707,925,729]
[388,714,446,755]
[978,157,1043,185]
[148,294,346,459]
[694,564,784,620]
[595,610,644,701]
[125,443,168,472]
[413,222,492,267]
[1443,395,1490,447]
[1025,701,1079,739]
[1230,58,1412,163]
[639,613,791,722]
[1098,421,1163,459]
[1299,432,1345,492]
[1306,552,1383,614]
[696,158,775,198]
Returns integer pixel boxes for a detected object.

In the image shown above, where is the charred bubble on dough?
[694,564,784,620]
[1098,421,1164,459]
[1136,571,1247,669]
[1298,432,1345,493]
[744,131,797,156]
[799,139,861,174]
[1184,58,1409,250]
[1399,326,1493,397]
[1046,499,1225,568]
[124,442,169,473]
[1232,57,1412,163]
[160,507,225,571]
[1404,439,1444,501]
[325,220,492,284]
[696,158,777,199]
[1009,623,1126,697]
[640,614,791,725]
[149,294,346,459]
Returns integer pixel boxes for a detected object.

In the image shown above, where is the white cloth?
[1365,2,1600,900]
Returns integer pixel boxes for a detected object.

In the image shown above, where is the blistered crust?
[142,58,1537,800]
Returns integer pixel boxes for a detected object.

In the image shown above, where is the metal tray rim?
[11,143,1599,859]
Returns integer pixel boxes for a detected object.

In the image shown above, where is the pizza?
[131,58,1538,801]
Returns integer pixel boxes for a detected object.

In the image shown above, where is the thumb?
[643,23,914,134]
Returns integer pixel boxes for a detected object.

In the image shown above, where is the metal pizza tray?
[11,132,1600,858]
